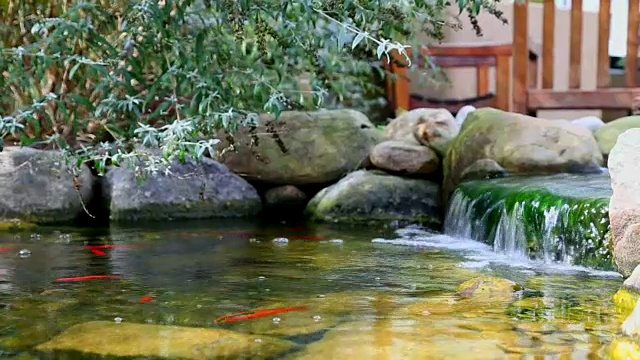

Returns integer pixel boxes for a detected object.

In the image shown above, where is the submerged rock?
[304,170,441,227]
[443,108,604,202]
[214,109,381,185]
[456,276,521,302]
[369,140,439,175]
[595,115,640,158]
[609,128,640,276]
[36,321,294,359]
[264,185,307,209]
[103,156,262,222]
[0,147,93,224]
[383,108,459,155]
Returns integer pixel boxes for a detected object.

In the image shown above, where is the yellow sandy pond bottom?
[29,277,639,360]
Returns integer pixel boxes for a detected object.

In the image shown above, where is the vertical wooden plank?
[542,0,555,89]
[597,0,611,87]
[513,0,529,114]
[390,49,411,113]
[569,0,583,89]
[626,0,639,87]
[476,64,490,96]
[528,55,539,89]
[496,55,511,111]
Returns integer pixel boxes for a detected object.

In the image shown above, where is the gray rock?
[455,105,476,127]
[571,116,605,132]
[369,140,439,175]
[305,170,441,227]
[264,185,307,208]
[214,109,381,185]
[609,128,640,276]
[0,147,93,223]
[103,156,262,222]
[384,108,460,156]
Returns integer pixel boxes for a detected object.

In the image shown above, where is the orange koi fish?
[55,275,119,282]
[215,305,308,324]
[0,247,9,252]
[139,295,153,303]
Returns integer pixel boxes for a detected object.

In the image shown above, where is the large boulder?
[443,108,604,201]
[103,156,262,222]
[0,147,93,224]
[305,170,441,227]
[595,115,640,158]
[609,128,640,276]
[214,109,381,185]
[383,108,460,155]
[369,140,439,175]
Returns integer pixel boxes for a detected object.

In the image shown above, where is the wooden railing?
[514,0,640,114]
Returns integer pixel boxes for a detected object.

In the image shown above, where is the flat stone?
[369,140,439,175]
[36,321,294,359]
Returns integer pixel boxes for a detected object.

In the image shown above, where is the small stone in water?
[18,249,31,258]
[196,304,202,309]
[329,239,344,244]
[254,338,263,343]
[272,317,281,324]
[258,276,266,280]
[114,317,123,323]
[145,319,153,324]
[272,237,289,244]
[317,294,326,298]
[313,315,322,322]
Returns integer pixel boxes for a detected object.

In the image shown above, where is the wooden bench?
[513,0,640,116]
[384,0,640,116]
[383,42,523,115]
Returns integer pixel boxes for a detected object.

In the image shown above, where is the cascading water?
[443,173,613,270]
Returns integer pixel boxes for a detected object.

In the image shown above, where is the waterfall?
[443,175,613,270]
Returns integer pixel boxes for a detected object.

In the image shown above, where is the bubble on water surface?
[313,315,322,322]
[18,249,31,258]
[114,317,123,323]
[249,238,259,243]
[329,239,344,244]
[272,237,289,245]
[30,233,41,241]
[258,276,266,280]
[254,338,262,343]
[272,317,281,324]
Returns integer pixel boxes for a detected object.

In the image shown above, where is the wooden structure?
[514,0,640,115]
[384,0,640,116]
[383,42,521,114]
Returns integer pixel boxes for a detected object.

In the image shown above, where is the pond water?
[0,219,628,359]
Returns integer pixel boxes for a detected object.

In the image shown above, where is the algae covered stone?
[443,108,604,201]
[457,275,521,303]
[609,128,640,276]
[305,170,441,226]
[0,147,94,224]
[595,115,640,157]
[36,321,294,359]
[103,155,262,222]
[215,109,381,185]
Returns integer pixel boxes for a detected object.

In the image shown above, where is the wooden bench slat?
[542,0,555,89]
[513,1,529,114]
[527,88,640,110]
[597,0,611,87]
[626,0,640,87]
[569,0,583,89]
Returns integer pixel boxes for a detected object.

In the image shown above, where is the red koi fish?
[0,247,9,253]
[139,295,153,304]
[55,275,119,282]
[215,305,308,324]
[86,244,139,256]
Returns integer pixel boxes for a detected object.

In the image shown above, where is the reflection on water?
[0,220,627,359]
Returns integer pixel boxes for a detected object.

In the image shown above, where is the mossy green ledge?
[445,173,613,270]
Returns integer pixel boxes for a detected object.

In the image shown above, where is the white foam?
[372,227,622,278]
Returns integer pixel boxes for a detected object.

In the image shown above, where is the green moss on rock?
[445,173,613,270]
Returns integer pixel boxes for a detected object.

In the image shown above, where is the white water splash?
[371,227,620,278]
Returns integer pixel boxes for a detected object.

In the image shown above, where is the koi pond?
[0,219,630,359]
